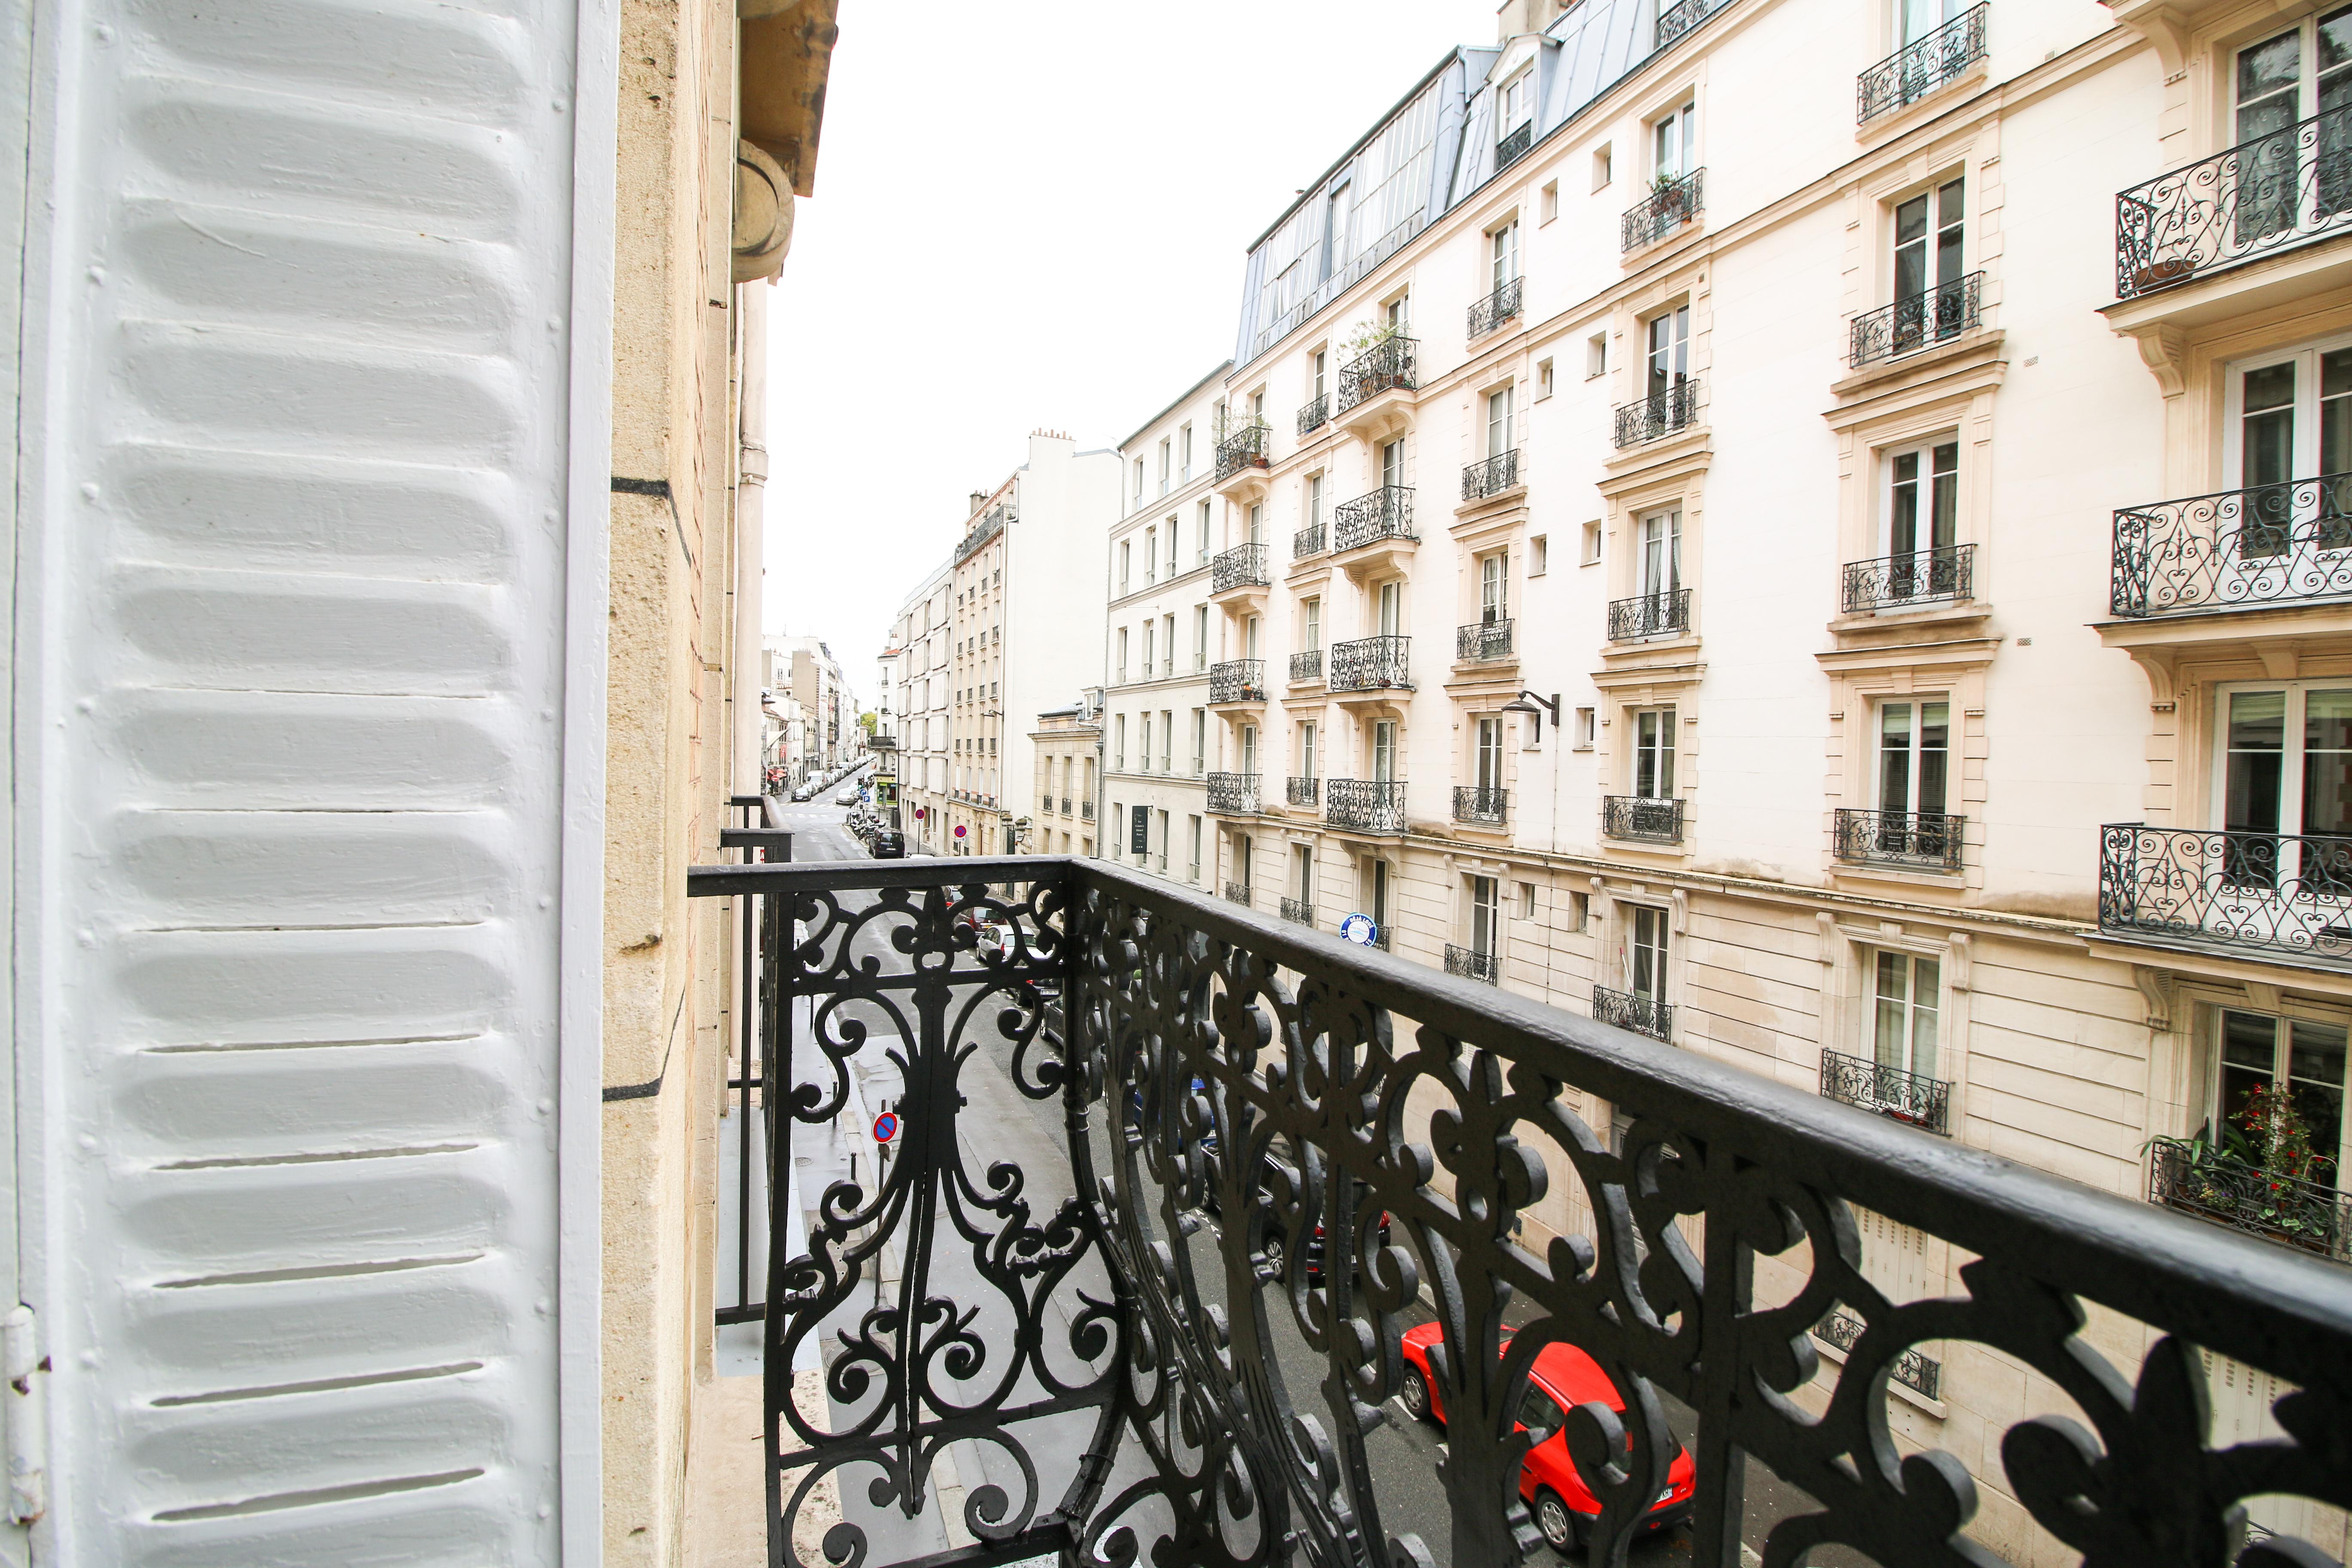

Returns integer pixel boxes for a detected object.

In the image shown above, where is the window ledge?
[1827,858,1968,893]
[1829,328,2005,403]
[1809,1332,1948,1420]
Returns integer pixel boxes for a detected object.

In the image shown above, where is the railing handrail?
[2117,98,2352,299]
[704,852,2352,1568]
[1455,618,1514,660]
[2111,473,2352,617]
[1820,1045,1954,1137]
[1293,523,1326,559]
[1213,420,1271,482]
[1607,585,1692,640]
[1621,167,1705,252]
[1467,276,1524,339]
[1331,484,1418,552]
[1848,270,1985,368]
[1336,335,1419,413]
[1612,379,1701,447]
[2150,1134,2351,1262]
[1857,2,1990,124]
[1842,541,1975,613]
[1211,540,1270,594]
[1297,393,1329,436]
[1461,448,1522,502]
[1328,632,1413,693]
[1207,659,1267,705]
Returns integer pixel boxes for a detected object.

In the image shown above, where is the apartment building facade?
[886,561,953,849]
[1191,0,2350,1555]
[1104,364,1233,886]
[925,433,1121,858]
[1029,703,1101,857]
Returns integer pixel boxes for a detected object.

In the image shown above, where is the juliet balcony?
[2149,1135,2351,1264]
[1456,618,1513,663]
[1461,449,1522,503]
[1613,380,1701,448]
[1494,121,1532,174]
[1621,168,1703,252]
[1293,520,1326,559]
[1453,785,1507,827]
[1285,775,1318,807]
[1607,587,1691,642]
[1205,770,1260,816]
[1843,543,1974,614]
[1857,3,1989,126]
[1288,648,1322,683]
[691,853,2352,1567]
[1328,634,1412,695]
[1467,276,1523,340]
[2117,103,2352,300]
[1604,794,1685,845]
[1297,394,1329,437]
[1325,778,1406,834]
[1834,807,1964,873]
[1819,1047,1953,1137]
[2110,476,2352,618]
[1279,896,1315,927]
[1211,542,1271,601]
[1445,943,1501,983]
[1849,273,1984,368]
[1207,658,1266,706]
[2099,822,2352,966]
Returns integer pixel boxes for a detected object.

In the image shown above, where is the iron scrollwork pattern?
[1843,543,1975,613]
[1468,277,1523,340]
[1338,336,1418,412]
[2099,821,2352,962]
[1857,3,1988,124]
[1213,542,1270,596]
[2117,103,2352,300]
[1849,272,1984,367]
[1462,450,1522,502]
[1216,422,1271,481]
[1209,659,1267,705]
[2111,476,2352,617]
[712,856,2352,1568]
[1621,168,1704,251]
[1613,380,1701,447]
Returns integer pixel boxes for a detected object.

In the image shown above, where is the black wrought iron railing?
[1468,276,1523,340]
[1849,272,1984,366]
[1655,0,1729,49]
[2100,822,2352,962]
[1081,799,1094,819]
[1332,486,1416,551]
[1329,634,1412,692]
[1592,983,1673,1041]
[1224,879,1252,904]
[1280,896,1315,926]
[1622,168,1704,251]
[1843,543,1974,612]
[1608,587,1691,641]
[1215,421,1271,481]
[1294,522,1326,559]
[1604,794,1685,843]
[1298,394,1329,437]
[2117,103,2352,299]
[1858,3,1989,124]
[1337,335,1418,411]
[2150,1136,2351,1263]
[1289,649,1323,682]
[2110,475,2352,617]
[1212,542,1270,595]
[1461,448,1521,501]
[1286,775,1318,806]
[1206,772,1260,815]
[1814,1305,1942,1401]
[1494,122,1532,173]
[1820,1047,1953,1137]
[1613,379,1701,447]
[1325,778,1406,833]
[1834,807,1964,872]
[698,796,793,1328]
[1454,785,1508,826]
[1207,659,1266,705]
[1446,943,1501,983]
[1456,618,1513,661]
[695,850,2352,1568]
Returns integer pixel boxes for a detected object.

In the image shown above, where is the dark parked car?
[870,830,905,858]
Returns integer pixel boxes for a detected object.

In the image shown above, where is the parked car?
[870,830,905,859]
[833,788,858,806]
[1396,1323,1696,1552]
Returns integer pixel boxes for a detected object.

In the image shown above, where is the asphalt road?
[750,806,1869,1568]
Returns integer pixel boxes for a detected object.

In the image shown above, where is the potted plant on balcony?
[2162,1092,2340,1253]
[1650,169,1693,227]
[2131,252,2197,293]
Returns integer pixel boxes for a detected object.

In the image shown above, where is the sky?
[764,0,1500,707]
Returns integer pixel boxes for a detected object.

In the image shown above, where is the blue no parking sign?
[872,1111,900,1144]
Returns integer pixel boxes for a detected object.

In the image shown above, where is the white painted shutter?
[18,0,606,1562]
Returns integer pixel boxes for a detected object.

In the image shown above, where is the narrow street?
[732,809,1862,1567]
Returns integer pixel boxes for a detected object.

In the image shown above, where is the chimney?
[968,490,986,514]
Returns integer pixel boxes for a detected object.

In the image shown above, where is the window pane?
[2290,1021,2347,1181]
[1873,951,1908,1069]
[2226,690,2288,836]
[2306,689,2352,836]
[2221,1011,2280,1142]
[1911,957,1941,1079]
[2244,362,2299,494]
[2323,5,2352,77]
[2239,29,2301,112]
[1919,701,1950,815]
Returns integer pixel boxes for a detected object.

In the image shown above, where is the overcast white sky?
[764,0,1500,705]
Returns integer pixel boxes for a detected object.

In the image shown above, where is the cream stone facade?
[1156,0,2352,1556]
[886,560,954,851]
[1106,364,1233,888]
[1029,704,1102,858]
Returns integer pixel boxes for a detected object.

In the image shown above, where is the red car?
[1396,1321,1696,1553]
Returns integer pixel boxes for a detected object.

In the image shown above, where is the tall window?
[1381,438,1405,489]
[1470,875,1499,957]
[2221,687,2352,885]
[1194,606,1209,669]
[1898,0,1972,45]
[1160,710,1172,771]
[1303,596,1322,650]
[1651,101,1697,178]
[1501,70,1532,142]
[1371,720,1398,781]
[1886,440,1958,569]
[1191,709,1205,773]
[1144,527,1157,583]
[1476,716,1503,790]
[1300,720,1318,779]
[1237,835,1253,889]
[1638,508,1682,600]
[1114,714,1126,770]
[1385,292,1411,334]
[1311,349,1328,401]
[1240,723,1258,775]
[1188,815,1203,881]
[1480,551,1508,623]
[1118,540,1130,594]
[1141,623,1155,676]
[1158,438,1171,495]
[1162,615,1175,672]
[1370,858,1390,927]
[1309,473,1325,528]
[1115,627,1128,683]
[2213,1010,2347,1186]
[1179,425,1193,480]
[2231,346,2352,560]
[1893,178,1964,305]
[1647,306,1690,399]
[1247,502,1265,545]
[1197,500,1212,564]
[1487,385,1515,457]
[1872,951,1942,1080]
[1877,699,1951,817]
[1627,905,1669,1001]
[2237,11,2352,156]
[1490,219,1520,293]
[1245,615,1261,659]
[1295,844,1314,904]
[1139,714,1152,772]
[1634,707,1676,798]
[1377,581,1403,636]
[1167,527,1178,576]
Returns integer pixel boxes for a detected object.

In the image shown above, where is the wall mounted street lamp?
[1498,690,1562,743]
